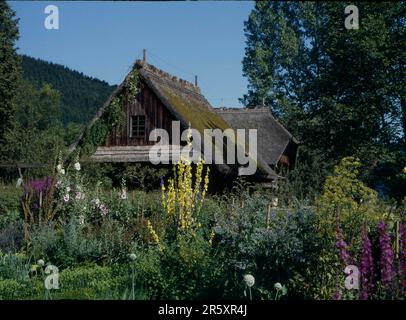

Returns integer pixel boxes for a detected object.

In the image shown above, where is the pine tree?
[0,1,20,149]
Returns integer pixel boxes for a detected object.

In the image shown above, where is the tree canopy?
[242,2,405,162]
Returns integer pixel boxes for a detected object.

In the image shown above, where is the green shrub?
[55,264,124,299]
[0,278,42,300]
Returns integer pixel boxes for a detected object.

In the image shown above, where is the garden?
[0,153,405,300]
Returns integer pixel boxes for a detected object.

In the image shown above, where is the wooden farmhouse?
[69,57,298,186]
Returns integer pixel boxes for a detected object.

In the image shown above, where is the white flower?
[63,194,70,202]
[74,162,81,171]
[271,197,279,207]
[66,186,71,193]
[56,164,62,172]
[60,169,65,175]
[92,198,100,206]
[37,259,45,267]
[75,192,84,200]
[129,253,137,261]
[243,274,255,288]
[274,282,283,291]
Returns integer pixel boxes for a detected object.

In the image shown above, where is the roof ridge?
[135,59,200,94]
[140,68,204,99]
[215,107,269,113]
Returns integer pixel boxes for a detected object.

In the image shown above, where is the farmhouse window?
[131,115,146,137]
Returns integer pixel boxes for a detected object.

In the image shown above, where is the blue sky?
[9,1,255,107]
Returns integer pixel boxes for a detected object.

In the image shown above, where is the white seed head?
[243,274,255,287]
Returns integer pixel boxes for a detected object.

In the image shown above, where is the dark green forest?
[21,55,116,125]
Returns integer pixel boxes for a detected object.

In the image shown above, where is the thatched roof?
[215,107,298,166]
[137,60,232,134]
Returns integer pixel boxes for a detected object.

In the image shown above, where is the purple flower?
[23,176,54,208]
[378,221,395,287]
[336,227,350,265]
[400,221,406,291]
[360,228,375,300]
[332,289,342,300]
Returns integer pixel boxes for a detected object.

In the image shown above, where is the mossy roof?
[138,62,276,179]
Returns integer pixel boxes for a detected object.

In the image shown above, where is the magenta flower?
[23,176,54,201]
[360,228,375,300]
[336,227,351,265]
[378,221,395,287]
[400,221,406,291]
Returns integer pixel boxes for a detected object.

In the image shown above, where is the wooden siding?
[105,80,176,147]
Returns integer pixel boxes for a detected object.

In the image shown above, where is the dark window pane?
[131,115,146,137]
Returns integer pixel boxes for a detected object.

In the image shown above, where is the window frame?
[130,115,146,138]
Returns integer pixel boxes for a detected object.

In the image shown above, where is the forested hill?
[21,55,116,124]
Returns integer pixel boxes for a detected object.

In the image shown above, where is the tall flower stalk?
[399,221,406,291]
[359,228,375,300]
[378,221,394,287]
[336,227,350,265]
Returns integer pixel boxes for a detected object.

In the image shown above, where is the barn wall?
[105,80,176,146]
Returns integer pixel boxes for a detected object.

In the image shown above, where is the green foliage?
[29,220,102,268]
[0,183,22,217]
[123,163,168,190]
[55,264,126,299]
[2,79,64,178]
[0,278,42,300]
[241,1,406,198]
[79,69,139,156]
[316,157,383,249]
[213,191,322,299]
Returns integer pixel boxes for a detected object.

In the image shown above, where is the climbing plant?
[78,69,140,156]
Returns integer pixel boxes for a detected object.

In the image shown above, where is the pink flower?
[99,204,109,216]
[75,192,84,200]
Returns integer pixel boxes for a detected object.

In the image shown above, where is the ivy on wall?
[78,69,140,156]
